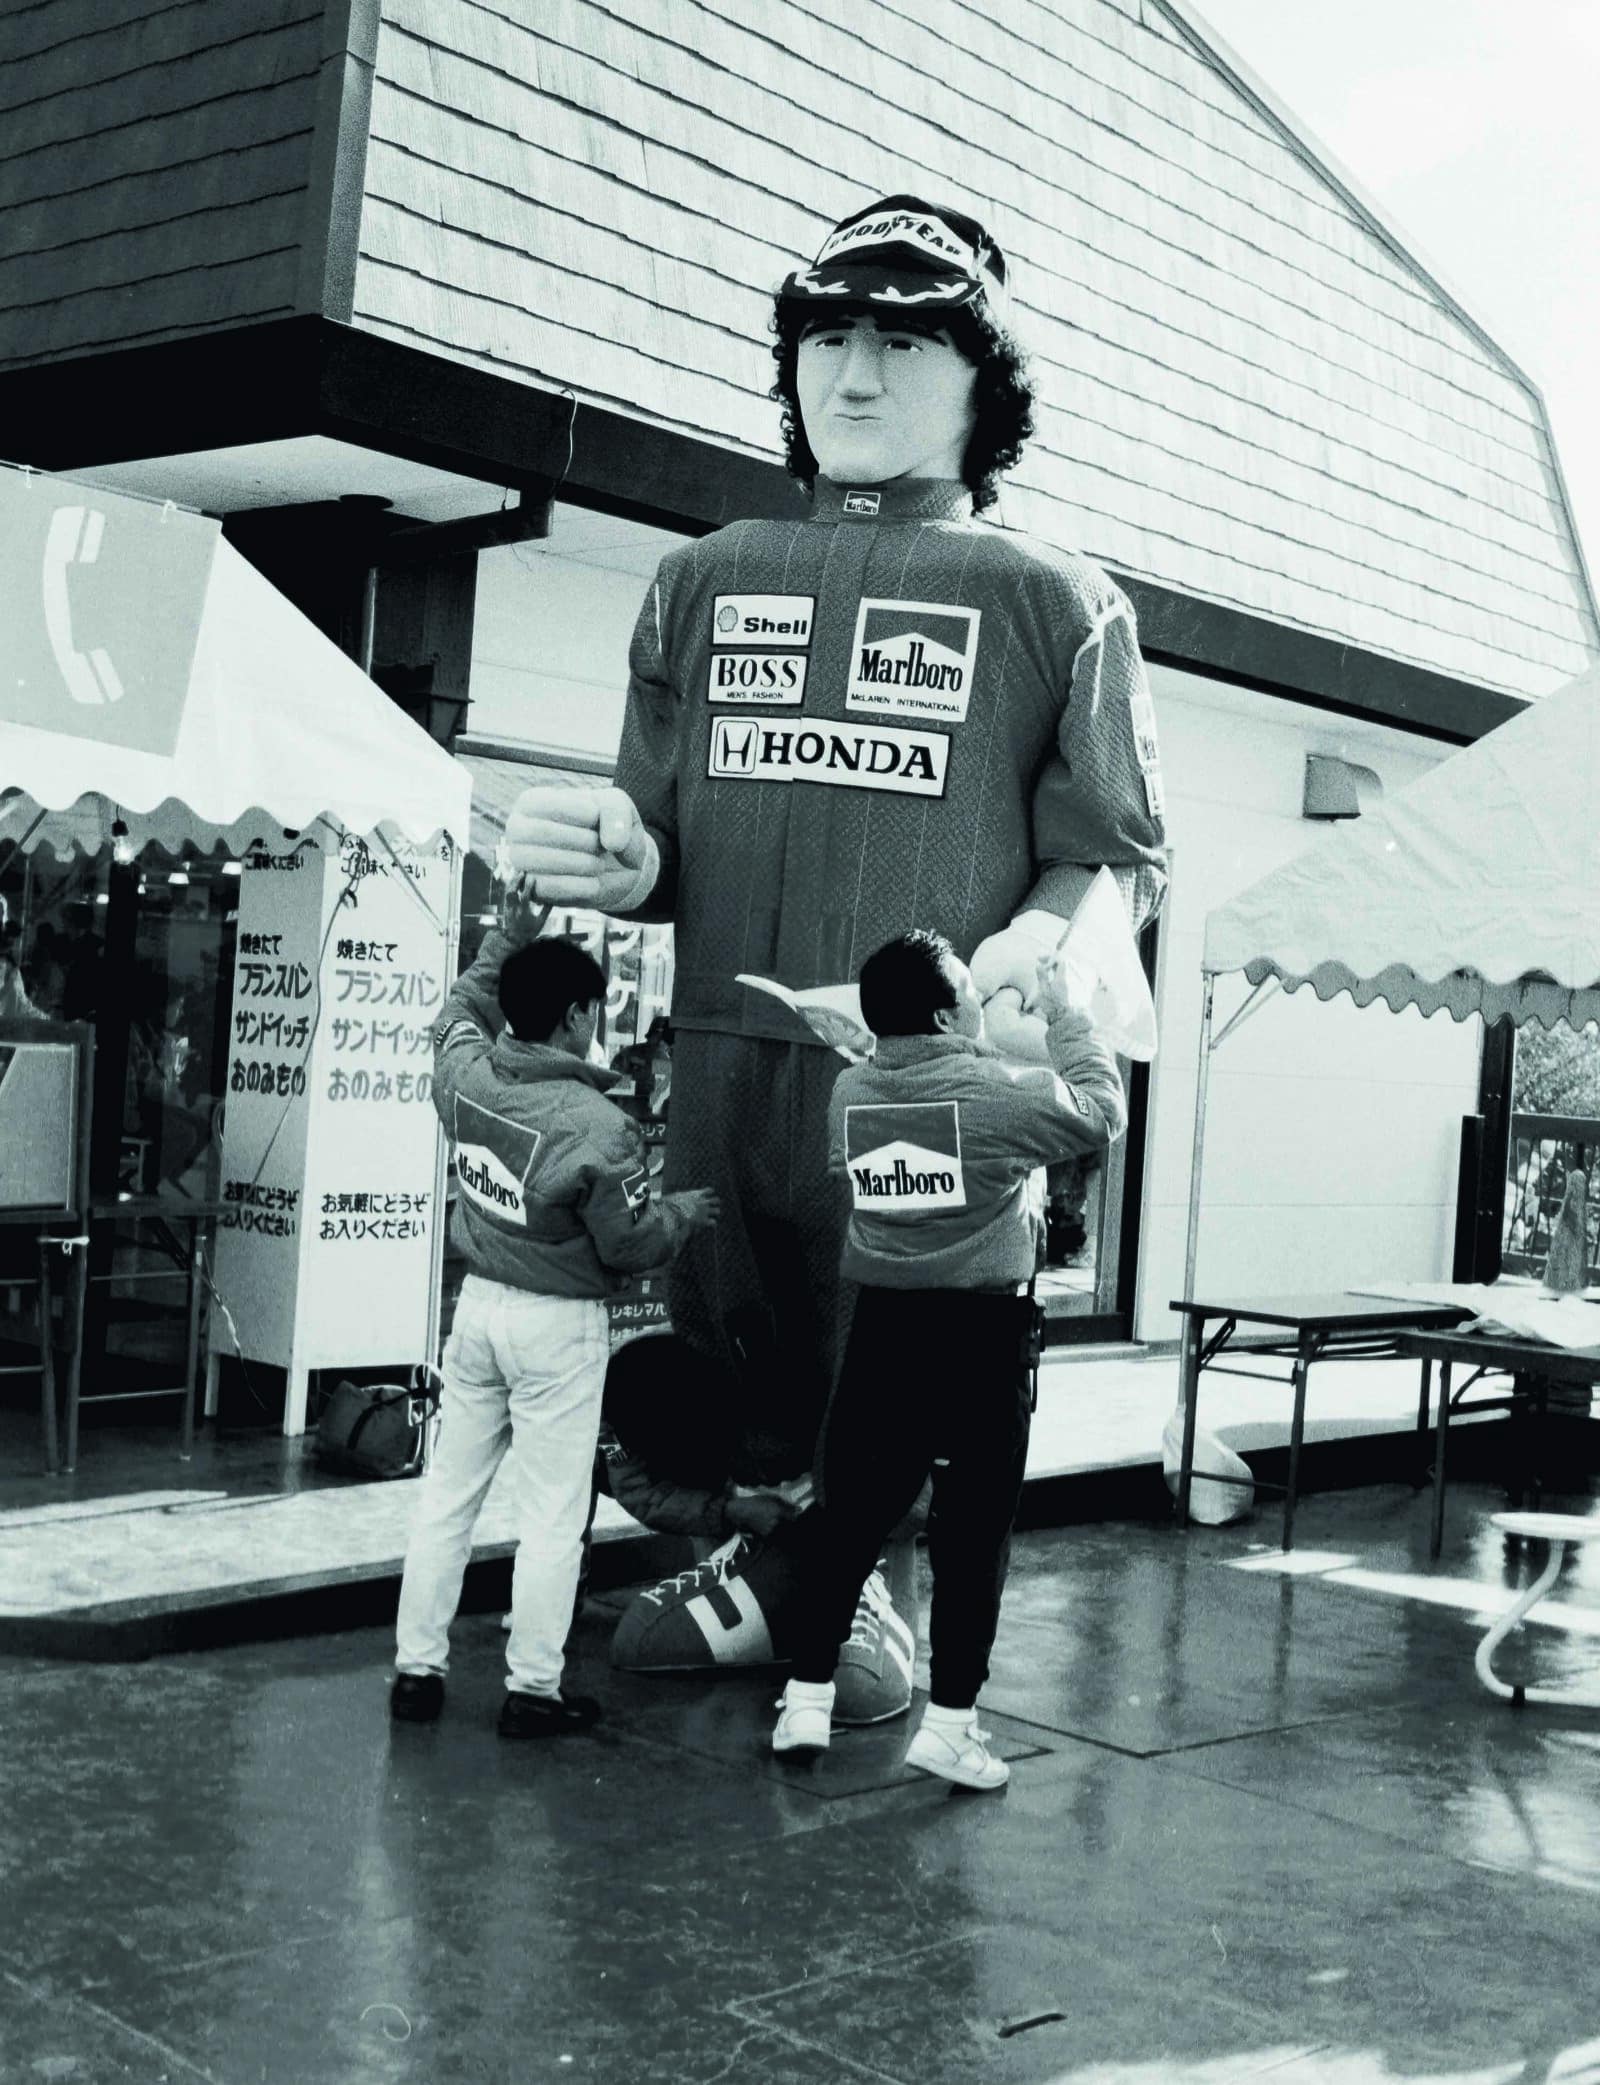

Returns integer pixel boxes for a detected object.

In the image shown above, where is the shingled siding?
[353,0,1595,701]
[0,0,326,366]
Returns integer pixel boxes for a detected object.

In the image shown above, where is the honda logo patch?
[707,717,949,797]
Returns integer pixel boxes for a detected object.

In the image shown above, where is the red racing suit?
[612,475,1167,1475]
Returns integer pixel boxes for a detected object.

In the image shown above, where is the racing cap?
[779,194,1009,319]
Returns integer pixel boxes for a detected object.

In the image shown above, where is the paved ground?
[5,1476,1600,2085]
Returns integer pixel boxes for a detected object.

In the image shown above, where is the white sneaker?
[771,1683,833,1754]
[905,1714,1009,1790]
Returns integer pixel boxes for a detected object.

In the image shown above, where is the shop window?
[0,832,241,1416]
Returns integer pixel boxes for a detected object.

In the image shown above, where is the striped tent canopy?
[1204,666,1600,1033]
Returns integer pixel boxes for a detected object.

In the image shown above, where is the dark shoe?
[497,1689,603,1739]
[390,1673,444,1723]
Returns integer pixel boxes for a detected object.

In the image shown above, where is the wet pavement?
[4,1478,1600,2084]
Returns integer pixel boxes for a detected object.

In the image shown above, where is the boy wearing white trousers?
[393,893,718,1735]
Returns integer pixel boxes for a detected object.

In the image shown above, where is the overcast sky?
[1188,0,1600,591]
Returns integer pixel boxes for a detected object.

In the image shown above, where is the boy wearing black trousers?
[771,930,1126,1788]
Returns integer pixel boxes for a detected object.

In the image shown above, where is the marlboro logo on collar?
[843,491,881,515]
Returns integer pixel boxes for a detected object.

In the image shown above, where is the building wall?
[359,0,1595,703]
[1138,668,1481,1343]
[468,510,680,761]
[0,0,328,366]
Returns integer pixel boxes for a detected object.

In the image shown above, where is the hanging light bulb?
[110,817,135,867]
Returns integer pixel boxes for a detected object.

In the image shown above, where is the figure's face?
[796,313,978,486]
[934,957,985,1043]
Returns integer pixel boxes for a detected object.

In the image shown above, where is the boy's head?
[497,935,605,1055]
[858,929,984,1041]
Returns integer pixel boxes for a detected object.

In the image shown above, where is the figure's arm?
[1026,584,1168,931]
[611,572,682,921]
[501,566,682,921]
[971,583,1167,1050]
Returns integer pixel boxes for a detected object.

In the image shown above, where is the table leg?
[1476,1541,1566,1703]
[37,1236,59,1476]
[1414,1357,1434,1489]
[1283,1336,1312,1552]
[1175,1315,1202,1530]
[1429,1359,1453,1560]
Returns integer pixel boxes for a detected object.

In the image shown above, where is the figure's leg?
[496,1293,610,1707]
[665,1035,847,1484]
[660,1029,766,1398]
[394,1278,511,1687]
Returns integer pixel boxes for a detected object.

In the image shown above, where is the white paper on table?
[1348,1279,1600,1351]
[735,974,873,1059]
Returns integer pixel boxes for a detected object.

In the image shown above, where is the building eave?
[0,316,1523,743]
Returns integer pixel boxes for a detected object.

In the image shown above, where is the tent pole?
[1179,974,1216,1381]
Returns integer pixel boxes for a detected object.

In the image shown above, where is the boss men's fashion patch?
[847,600,981,724]
[707,716,949,797]
[845,1101,967,1212]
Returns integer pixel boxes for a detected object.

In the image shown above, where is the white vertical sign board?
[213,840,323,1365]
[295,831,450,1372]
[212,828,453,1433]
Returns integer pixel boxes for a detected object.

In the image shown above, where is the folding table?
[1170,1292,1470,1550]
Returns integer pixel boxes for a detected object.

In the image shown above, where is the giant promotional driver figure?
[507,194,1168,1714]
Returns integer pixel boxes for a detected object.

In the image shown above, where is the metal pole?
[1180,972,1215,1315]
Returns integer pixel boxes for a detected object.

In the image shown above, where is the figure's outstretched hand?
[503,785,659,914]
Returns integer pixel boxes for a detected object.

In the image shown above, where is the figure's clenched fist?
[503,786,660,915]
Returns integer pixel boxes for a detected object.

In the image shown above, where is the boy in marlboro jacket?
[392,894,719,1736]
[771,929,1124,1789]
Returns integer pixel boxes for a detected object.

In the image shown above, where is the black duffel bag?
[315,1364,441,1480]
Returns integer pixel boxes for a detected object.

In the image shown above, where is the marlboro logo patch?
[846,599,980,724]
[845,1101,966,1212]
[453,1096,542,1226]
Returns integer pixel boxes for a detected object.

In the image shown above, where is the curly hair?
[769,293,1036,513]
